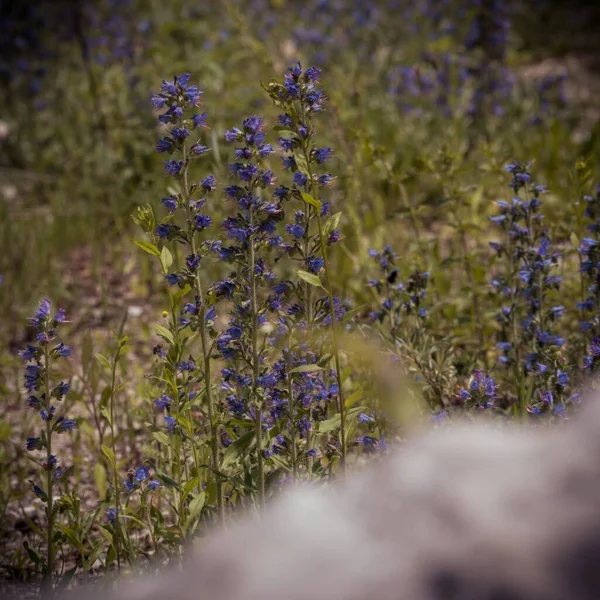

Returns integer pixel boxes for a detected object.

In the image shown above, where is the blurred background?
[2,0,600,345]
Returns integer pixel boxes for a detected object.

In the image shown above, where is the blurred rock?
[58,399,600,600]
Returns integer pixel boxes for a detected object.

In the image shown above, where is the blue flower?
[192,113,208,128]
[26,437,42,451]
[19,345,39,362]
[55,418,77,433]
[165,160,183,176]
[135,466,150,483]
[306,256,324,273]
[286,224,305,238]
[53,343,72,358]
[224,127,242,142]
[154,395,171,412]
[105,508,117,525]
[24,365,42,391]
[201,175,216,192]
[293,172,308,187]
[314,147,332,164]
[164,415,176,432]
[161,195,178,213]
[155,137,173,153]
[195,214,212,230]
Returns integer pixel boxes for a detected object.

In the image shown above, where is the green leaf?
[182,477,200,500]
[23,541,41,566]
[570,232,579,249]
[56,567,77,592]
[160,246,173,270]
[134,240,161,257]
[289,364,324,375]
[297,269,323,288]
[83,541,104,572]
[301,192,322,210]
[95,353,112,371]
[94,463,107,498]
[151,431,171,446]
[100,406,111,427]
[268,454,291,473]
[155,467,180,490]
[295,153,310,177]
[173,284,191,306]
[100,386,111,409]
[222,430,255,469]
[341,304,366,324]
[98,526,113,545]
[323,212,342,237]
[317,353,333,367]
[317,406,367,434]
[101,444,116,468]
[154,324,175,345]
[187,492,205,521]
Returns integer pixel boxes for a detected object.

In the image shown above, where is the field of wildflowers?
[2,0,600,595]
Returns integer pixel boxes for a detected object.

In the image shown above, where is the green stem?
[43,344,53,596]
[109,345,121,571]
[182,147,224,523]
[248,210,265,510]
[285,340,298,482]
[302,144,347,474]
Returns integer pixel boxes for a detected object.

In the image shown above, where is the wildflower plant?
[264,62,350,473]
[490,162,567,417]
[579,183,600,372]
[367,246,456,410]
[20,299,76,591]
[217,114,280,509]
[137,73,223,527]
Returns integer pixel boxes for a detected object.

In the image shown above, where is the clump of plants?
[9,59,600,596]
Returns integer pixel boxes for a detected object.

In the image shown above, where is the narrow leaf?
[301,192,322,210]
[289,364,324,375]
[154,324,175,345]
[134,240,161,256]
[297,269,323,288]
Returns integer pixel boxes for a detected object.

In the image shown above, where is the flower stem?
[42,343,53,596]
[182,147,224,523]
[302,144,347,474]
[285,342,298,482]
[108,336,122,571]
[248,210,265,510]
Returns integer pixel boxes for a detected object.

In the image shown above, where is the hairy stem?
[302,143,347,473]
[43,344,53,596]
[182,147,224,522]
[248,209,265,510]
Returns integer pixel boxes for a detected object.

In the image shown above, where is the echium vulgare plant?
[579,182,600,373]
[263,62,351,473]
[367,246,456,412]
[490,161,569,418]
[137,72,224,527]
[20,299,76,592]
[217,115,282,510]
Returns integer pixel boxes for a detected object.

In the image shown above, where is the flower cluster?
[149,72,224,523]
[490,162,568,416]
[579,183,600,371]
[458,370,496,410]
[367,246,429,330]
[20,299,76,583]
[122,466,160,494]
